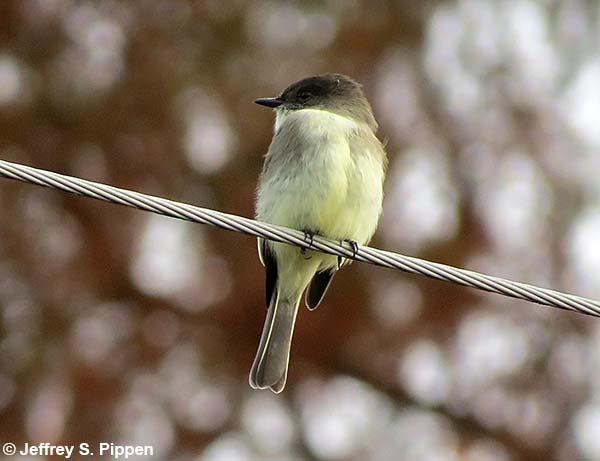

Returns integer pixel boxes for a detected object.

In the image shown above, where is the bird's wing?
[258,239,278,309]
[305,268,337,310]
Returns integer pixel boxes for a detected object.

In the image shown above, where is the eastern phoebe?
[250,73,387,393]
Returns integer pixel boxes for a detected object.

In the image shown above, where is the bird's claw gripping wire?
[338,239,359,269]
[300,230,314,259]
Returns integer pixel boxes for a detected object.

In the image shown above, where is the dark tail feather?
[305,269,337,310]
[249,292,299,393]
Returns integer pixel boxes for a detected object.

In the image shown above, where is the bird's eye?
[298,90,311,101]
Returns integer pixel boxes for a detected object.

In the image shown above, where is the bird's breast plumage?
[256,108,385,247]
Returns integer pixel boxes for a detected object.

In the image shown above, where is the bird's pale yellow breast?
[263,109,358,235]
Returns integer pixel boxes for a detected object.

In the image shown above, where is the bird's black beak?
[255,97,284,108]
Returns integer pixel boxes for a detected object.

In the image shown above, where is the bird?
[250,73,387,393]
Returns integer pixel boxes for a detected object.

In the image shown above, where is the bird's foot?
[344,239,359,257]
[301,229,315,260]
[337,239,358,269]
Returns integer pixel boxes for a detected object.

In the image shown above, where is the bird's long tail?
[249,289,300,393]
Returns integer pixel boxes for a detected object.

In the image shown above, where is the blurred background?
[1,0,600,460]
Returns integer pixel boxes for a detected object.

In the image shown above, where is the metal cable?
[1,159,599,317]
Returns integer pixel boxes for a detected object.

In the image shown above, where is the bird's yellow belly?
[266,149,349,238]
[256,108,384,248]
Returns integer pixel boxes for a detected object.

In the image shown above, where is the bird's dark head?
[255,74,377,130]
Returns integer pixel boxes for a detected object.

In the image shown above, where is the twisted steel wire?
[1,159,599,317]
